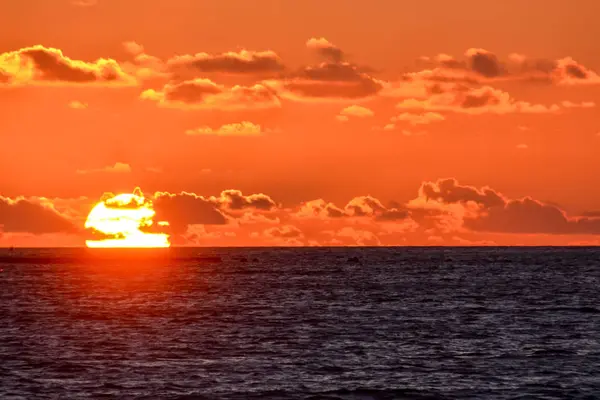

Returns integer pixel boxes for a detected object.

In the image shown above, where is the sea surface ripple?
[1,247,599,399]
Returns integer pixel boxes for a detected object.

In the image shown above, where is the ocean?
[0,247,599,399]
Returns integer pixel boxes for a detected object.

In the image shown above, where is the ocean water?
[0,247,599,399]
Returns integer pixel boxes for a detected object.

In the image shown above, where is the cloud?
[271,62,385,100]
[153,192,228,234]
[0,45,134,86]
[560,100,596,109]
[306,37,344,62]
[0,196,77,234]
[120,41,168,80]
[6,177,600,245]
[261,38,384,101]
[330,227,382,246]
[68,100,88,109]
[264,225,303,239]
[295,199,346,219]
[414,48,600,85]
[185,121,263,136]
[294,196,409,223]
[516,143,528,149]
[140,78,281,110]
[151,189,277,234]
[396,85,560,114]
[411,178,600,235]
[76,162,131,175]
[211,190,277,212]
[167,49,285,75]
[122,41,145,56]
[392,112,445,126]
[339,105,374,118]
[121,42,287,82]
[344,196,410,221]
[71,0,97,6]
[336,105,374,121]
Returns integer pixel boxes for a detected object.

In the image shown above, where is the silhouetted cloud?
[412,178,600,235]
[153,192,228,234]
[212,190,277,211]
[0,196,77,234]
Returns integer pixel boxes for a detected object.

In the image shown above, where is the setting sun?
[85,188,170,248]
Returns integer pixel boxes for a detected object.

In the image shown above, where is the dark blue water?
[1,247,599,399]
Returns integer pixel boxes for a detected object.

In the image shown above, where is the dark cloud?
[167,50,285,75]
[415,49,600,85]
[0,197,77,234]
[420,178,505,208]
[466,49,505,78]
[282,62,384,99]
[216,190,277,211]
[417,179,600,235]
[153,192,228,234]
[466,197,600,235]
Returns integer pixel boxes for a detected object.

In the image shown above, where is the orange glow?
[2,1,600,247]
[85,189,170,248]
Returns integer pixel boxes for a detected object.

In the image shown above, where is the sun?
[85,188,170,248]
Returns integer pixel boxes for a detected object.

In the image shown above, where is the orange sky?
[1,0,600,247]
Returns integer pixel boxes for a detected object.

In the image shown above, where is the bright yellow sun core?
[85,189,170,248]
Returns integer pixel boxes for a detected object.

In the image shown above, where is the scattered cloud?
[272,62,385,100]
[141,78,281,110]
[392,112,445,125]
[396,85,560,114]
[167,49,285,75]
[185,121,263,136]
[68,100,88,109]
[336,105,374,121]
[414,48,600,86]
[71,0,97,6]
[306,37,344,62]
[340,105,374,117]
[560,100,596,109]
[76,162,132,174]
